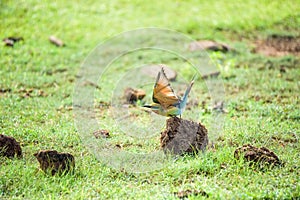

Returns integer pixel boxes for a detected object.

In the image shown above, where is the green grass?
[1,0,300,199]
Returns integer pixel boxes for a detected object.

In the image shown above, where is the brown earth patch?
[160,117,208,155]
[34,150,75,175]
[0,134,22,158]
[93,129,110,139]
[124,87,146,104]
[254,34,300,57]
[234,144,281,166]
[189,40,232,52]
[3,36,23,47]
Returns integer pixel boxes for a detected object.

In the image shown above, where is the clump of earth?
[254,34,300,57]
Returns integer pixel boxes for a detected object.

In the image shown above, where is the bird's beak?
[143,105,152,108]
[143,103,160,110]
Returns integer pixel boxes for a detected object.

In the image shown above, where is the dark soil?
[124,87,146,104]
[160,117,208,155]
[254,34,300,57]
[34,150,75,175]
[0,134,22,158]
[2,36,23,47]
[234,144,281,166]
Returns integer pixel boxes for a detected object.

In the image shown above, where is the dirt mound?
[124,87,146,104]
[0,134,22,158]
[255,34,300,57]
[160,117,208,155]
[234,144,281,166]
[34,150,75,175]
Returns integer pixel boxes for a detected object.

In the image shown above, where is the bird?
[143,67,195,117]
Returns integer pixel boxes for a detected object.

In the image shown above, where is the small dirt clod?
[49,36,65,47]
[124,87,146,104]
[3,37,23,47]
[93,129,110,138]
[189,40,232,52]
[254,34,300,57]
[160,117,208,155]
[34,150,75,175]
[234,144,281,166]
[0,134,22,158]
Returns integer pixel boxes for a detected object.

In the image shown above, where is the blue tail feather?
[180,77,195,111]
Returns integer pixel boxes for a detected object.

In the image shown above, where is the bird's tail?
[182,75,195,104]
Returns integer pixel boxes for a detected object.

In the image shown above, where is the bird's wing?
[152,67,180,109]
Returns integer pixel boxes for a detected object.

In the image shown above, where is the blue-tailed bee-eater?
[143,67,195,117]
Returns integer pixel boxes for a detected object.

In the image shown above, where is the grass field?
[1,0,300,199]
